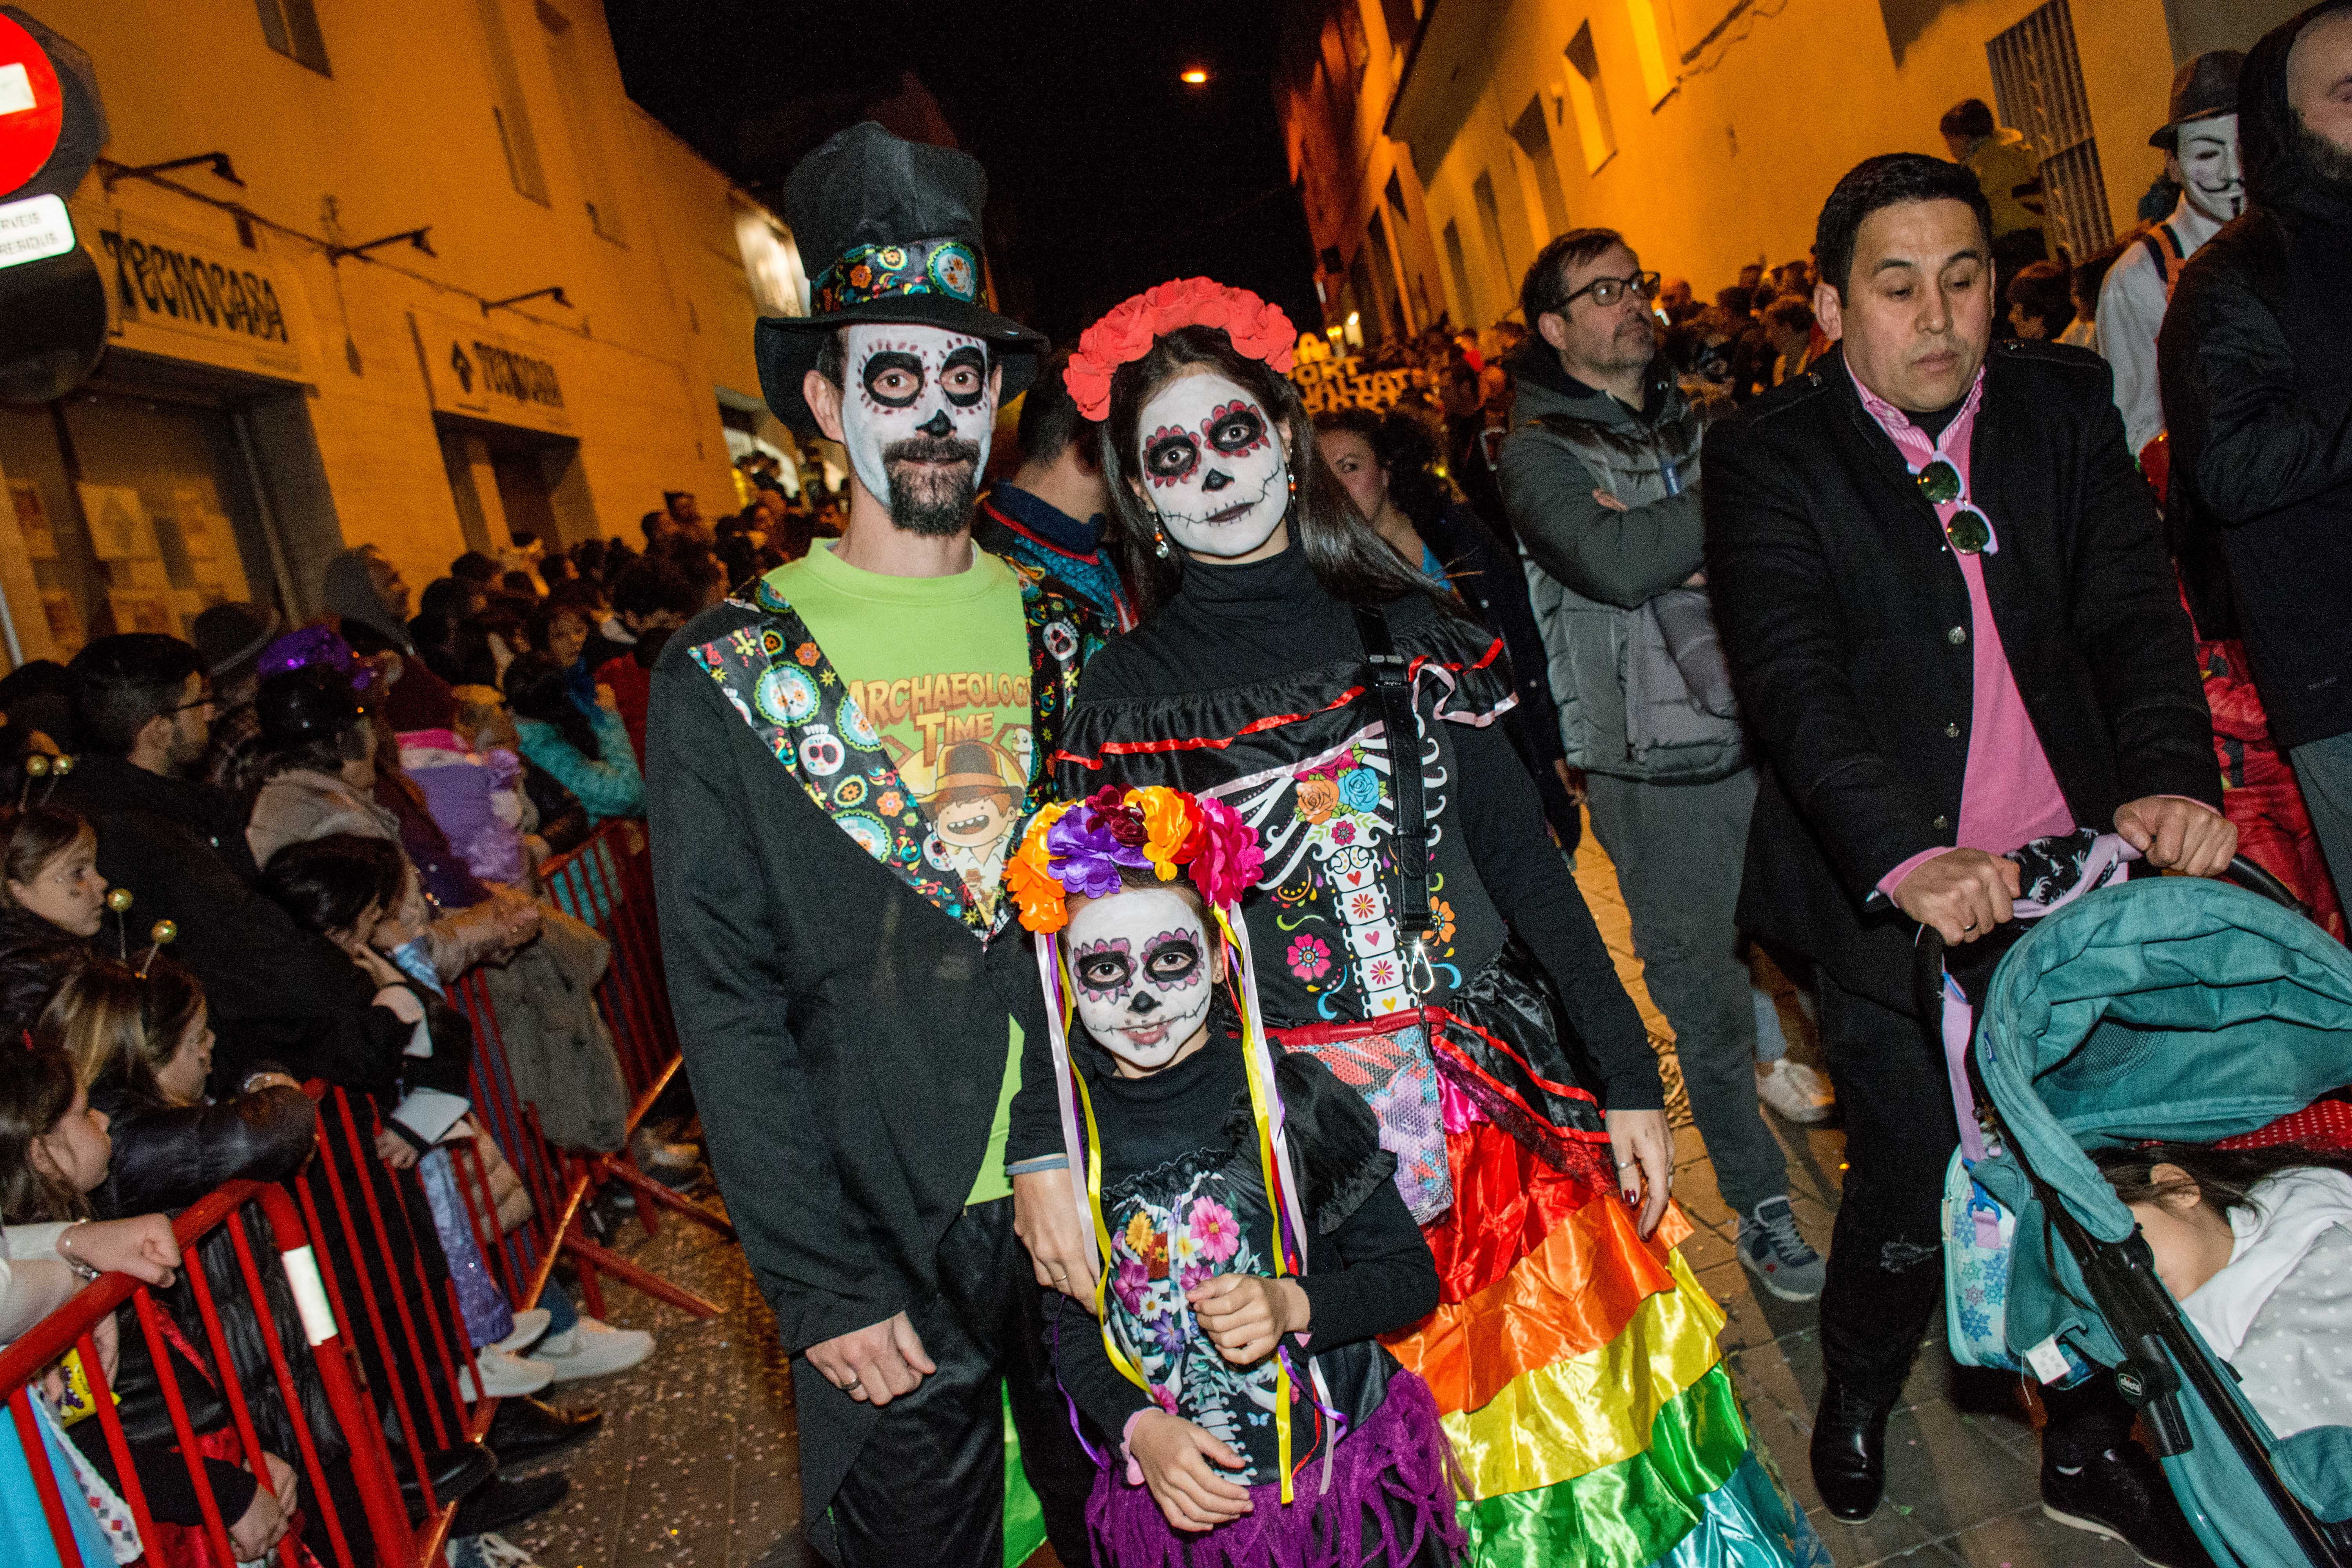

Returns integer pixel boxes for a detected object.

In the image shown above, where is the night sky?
[604,0,1322,349]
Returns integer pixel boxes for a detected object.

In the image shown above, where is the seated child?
[1007,788,1457,1565]
[2096,1141,2352,1438]
[403,694,541,887]
[3,1037,303,1564]
[1,804,108,940]
[452,684,588,859]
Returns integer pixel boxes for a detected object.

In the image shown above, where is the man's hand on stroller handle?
[2114,796,2238,879]
[1893,849,2020,944]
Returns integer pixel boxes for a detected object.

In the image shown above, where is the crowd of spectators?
[0,492,772,1565]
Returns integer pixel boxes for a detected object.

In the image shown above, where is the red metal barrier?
[447,821,730,1329]
[3,820,721,1568]
[0,1181,416,1568]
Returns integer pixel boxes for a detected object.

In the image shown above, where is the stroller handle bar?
[1913,853,2310,1018]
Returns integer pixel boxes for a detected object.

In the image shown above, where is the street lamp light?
[1180,67,1209,85]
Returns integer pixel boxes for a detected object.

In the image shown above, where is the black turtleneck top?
[1054,543,1660,1110]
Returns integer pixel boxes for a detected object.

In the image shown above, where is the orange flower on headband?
[1064,279,1297,421]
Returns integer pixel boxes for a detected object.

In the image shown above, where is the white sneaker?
[447,1532,542,1567]
[459,1343,555,1399]
[630,1129,702,1171]
[492,1308,551,1355]
[1757,1058,1835,1124]
[531,1316,653,1383]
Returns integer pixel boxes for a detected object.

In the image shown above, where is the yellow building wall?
[1305,0,2176,333]
[23,0,770,605]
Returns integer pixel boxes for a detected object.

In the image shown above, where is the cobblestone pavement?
[508,817,2141,1568]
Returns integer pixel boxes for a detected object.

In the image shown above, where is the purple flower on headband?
[1044,808,1150,899]
[259,626,370,690]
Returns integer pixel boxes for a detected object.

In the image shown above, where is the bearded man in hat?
[2098,51,2245,459]
[646,122,1107,1566]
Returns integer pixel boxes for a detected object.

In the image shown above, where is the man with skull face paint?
[2098,52,2245,459]
[646,123,1108,1567]
[1009,280,1823,1568]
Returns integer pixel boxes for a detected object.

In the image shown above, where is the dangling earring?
[1154,525,1171,559]
[1286,470,1298,508]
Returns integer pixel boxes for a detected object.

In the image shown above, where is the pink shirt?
[1851,366,2074,895]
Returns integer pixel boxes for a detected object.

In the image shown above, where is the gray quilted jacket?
[1497,348,1747,783]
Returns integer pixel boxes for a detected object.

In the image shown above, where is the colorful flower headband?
[1009,784,1265,933]
[1062,278,1298,422]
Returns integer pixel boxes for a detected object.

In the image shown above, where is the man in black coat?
[2162,0,2352,898]
[52,634,412,1093]
[1703,153,2234,1558]
[646,124,1102,1567]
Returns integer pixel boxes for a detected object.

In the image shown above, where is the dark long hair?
[0,1040,87,1222]
[503,652,603,761]
[1097,326,1452,621]
[2091,1140,2352,1220]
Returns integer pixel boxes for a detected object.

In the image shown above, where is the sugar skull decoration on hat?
[1065,279,1299,561]
[755,122,1049,537]
[1010,784,1341,1503]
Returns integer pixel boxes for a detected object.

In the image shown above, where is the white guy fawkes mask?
[1135,371,1290,559]
[2174,113,2243,227]
[1065,887,1215,1073]
[839,323,996,534]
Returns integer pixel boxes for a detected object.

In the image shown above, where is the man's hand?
[1128,1410,1253,1531]
[1893,849,2021,944]
[374,1127,419,1169]
[1593,488,1630,514]
[1553,759,1588,805]
[1187,1274,1309,1365]
[2115,796,2238,878]
[65,1216,180,1286]
[1605,1108,1674,1237]
[1013,1169,1098,1301]
[805,1311,935,1407]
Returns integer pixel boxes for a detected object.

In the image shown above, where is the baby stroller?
[1929,840,2352,1568]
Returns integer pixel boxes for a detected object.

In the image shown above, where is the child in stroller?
[2096,1142,2352,1441]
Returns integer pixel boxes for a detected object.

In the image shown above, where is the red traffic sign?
[0,14,62,199]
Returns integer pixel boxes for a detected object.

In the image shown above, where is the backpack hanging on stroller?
[1935,860,2352,1568]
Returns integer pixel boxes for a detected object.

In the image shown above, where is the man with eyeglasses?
[53,633,417,1093]
[1702,153,2231,1559]
[1498,228,1828,1308]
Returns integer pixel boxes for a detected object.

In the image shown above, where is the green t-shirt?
[767,541,1029,1205]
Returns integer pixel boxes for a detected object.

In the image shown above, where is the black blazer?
[1702,340,2218,1010]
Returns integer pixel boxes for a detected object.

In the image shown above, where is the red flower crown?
[1063,278,1297,422]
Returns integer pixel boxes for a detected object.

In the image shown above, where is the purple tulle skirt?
[1086,1369,1464,1568]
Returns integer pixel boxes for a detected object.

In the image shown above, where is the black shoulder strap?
[1351,603,1432,939]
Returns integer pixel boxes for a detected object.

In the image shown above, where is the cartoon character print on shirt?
[689,559,1101,937]
[1103,1157,1293,1483]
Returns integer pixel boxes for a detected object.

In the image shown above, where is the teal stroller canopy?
[1965,877,2352,1568]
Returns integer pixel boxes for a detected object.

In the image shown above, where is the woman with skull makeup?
[1008,786,1454,1562]
[1008,281,1822,1568]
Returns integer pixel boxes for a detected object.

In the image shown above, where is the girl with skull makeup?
[1007,785,1455,1563]
[1007,281,1823,1568]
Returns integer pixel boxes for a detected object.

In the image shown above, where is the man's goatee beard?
[884,436,982,537]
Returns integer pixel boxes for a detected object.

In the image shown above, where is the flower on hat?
[1063,279,1298,421]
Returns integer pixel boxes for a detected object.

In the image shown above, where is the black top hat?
[755,122,1048,436]
[2152,51,2244,148]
